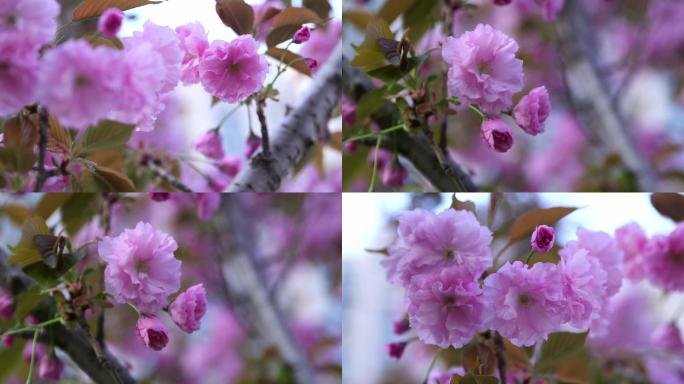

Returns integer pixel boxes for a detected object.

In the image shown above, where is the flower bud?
[392,318,410,335]
[38,355,64,381]
[97,8,124,37]
[2,335,13,347]
[387,341,407,360]
[0,288,14,320]
[531,225,555,253]
[245,134,262,158]
[304,58,318,71]
[194,130,225,160]
[382,160,407,188]
[513,86,550,136]
[136,315,170,351]
[480,119,514,153]
[170,284,207,333]
[292,26,311,44]
[149,192,171,202]
[217,156,241,177]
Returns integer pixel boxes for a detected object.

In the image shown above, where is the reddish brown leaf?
[266,47,312,76]
[651,193,684,222]
[73,0,161,21]
[216,0,255,36]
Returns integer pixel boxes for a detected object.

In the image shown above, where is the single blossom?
[0,287,14,320]
[643,223,684,291]
[558,248,607,329]
[195,193,220,221]
[531,225,555,253]
[561,227,623,296]
[513,86,550,135]
[136,315,170,351]
[37,40,124,129]
[170,283,207,333]
[382,161,407,188]
[199,35,268,103]
[195,130,225,159]
[97,8,124,37]
[387,341,407,360]
[98,222,181,313]
[407,267,485,348]
[38,355,64,381]
[1,335,12,347]
[483,261,564,347]
[245,134,262,158]
[293,26,311,44]
[0,36,40,117]
[176,22,209,85]
[480,119,514,153]
[442,24,524,115]
[0,0,59,48]
[126,21,182,94]
[615,222,649,281]
[382,209,493,286]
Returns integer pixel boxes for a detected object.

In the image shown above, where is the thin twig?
[144,159,192,192]
[255,98,271,159]
[33,107,49,192]
[494,331,507,384]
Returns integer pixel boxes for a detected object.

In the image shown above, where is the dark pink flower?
[304,58,318,71]
[300,20,340,71]
[514,86,550,135]
[293,26,311,44]
[97,8,124,37]
[38,355,63,380]
[195,130,225,160]
[387,341,407,360]
[480,119,514,153]
[531,225,555,253]
[150,192,171,202]
[1,335,12,347]
[644,223,684,291]
[392,318,410,335]
[136,315,170,351]
[170,284,207,333]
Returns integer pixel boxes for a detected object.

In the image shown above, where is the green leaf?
[73,0,162,21]
[92,165,137,192]
[534,332,588,374]
[355,88,388,120]
[451,194,477,216]
[0,146,37,173]
[10,286,46,323]
[61,194,99,236]
[8,216,51,267]
[266,7,322,47]
[23,252,86,288]
[404,0,441,42]
[34,193,73,220]
[303,0,330,19]
[377,0,418,24]
[350,19,395,72]
[509,207,578,243]
[73,120,135,157]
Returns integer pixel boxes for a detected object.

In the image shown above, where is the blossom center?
[477,61,490,75]
[518,293,532,306]
[5,14,16,26]
[0,62,8,73]
[74,74,90,88]
[673,251,684,264]
[444,249,455,260]
[228,62,241,74]
[135,259,148,274]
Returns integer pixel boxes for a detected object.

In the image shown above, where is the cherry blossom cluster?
[442,24,551,153]
[98,222,207,351]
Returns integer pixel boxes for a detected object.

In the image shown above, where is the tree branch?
[557,1,658,190]
[213,197,315,383]
[228,43,343,192]
[0,251,135,384]
[342,57,478,192]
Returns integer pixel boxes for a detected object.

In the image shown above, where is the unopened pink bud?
[387,341,407,360]
[292,26,311,44]
[480,119,513,153]
[531,225,555,253]
[136,315,170,351]
[97,8,124,37]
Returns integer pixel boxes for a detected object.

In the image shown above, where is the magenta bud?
[97,8,124,37]
[531,225,555,253]
[480,119,514,153]
[387,342,407,360]
[292,26,311,44]
[392,318,410,335]
[136,315,170,351]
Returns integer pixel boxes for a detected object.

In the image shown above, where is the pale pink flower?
[170,284,207,333]
[195,193,220,220]
[136,315,170,351]
[199,35,268,103]
[531,225,554,253]
[483,261,564,347]
[98,8,124,37]
[37,40,124,129]
[480,119,514,153]
[644,223,684,291]
[558,248,607,329]
[98,222,181,313]
[195,130,225,159]
[0,0,59,48]
[561,228,623,296]
[383,209,493,285]
[0,287,14,320]
[514,86,550,135]
[125,21,182,94]
[615,222,649,281]
[300,20,341,71]
[0,35,38,116]
[176,22,209,85]
[407,267,485,348]
[38,355,63,380]
[442,24,524,115]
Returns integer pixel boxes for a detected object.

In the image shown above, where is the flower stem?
[368,137,382,192]
[524,249,535,264]
[25,329,39,384]
[468,104,485,119]
[422,349,442,384]
[1,317,63,338]
[344,124,406,144]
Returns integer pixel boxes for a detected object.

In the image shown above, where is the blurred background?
[0,193,341,383]
[342,193,683,383]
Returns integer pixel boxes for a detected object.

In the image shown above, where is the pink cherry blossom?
[136,315,170,351]
[442,24,524,115]
[480,119,514,153]
[98,222,181,313]
[407,267,485,348]
[0,0,59,48]
[0,36,39,116]
[531,225,555,253]
[176,22,209,85]
[644,223,684,291]
[245,134,262,158]
[615,222,649,281]
[513,86,551,135]
[561,227,623,296]
[199,35,268,104]
[558,248,607,329]
[483,261,564,347]
[170,283,207,333]
[195,130,225,160]
[97,8,124,37]
[37,40,124,130]
[125,21,182,94]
